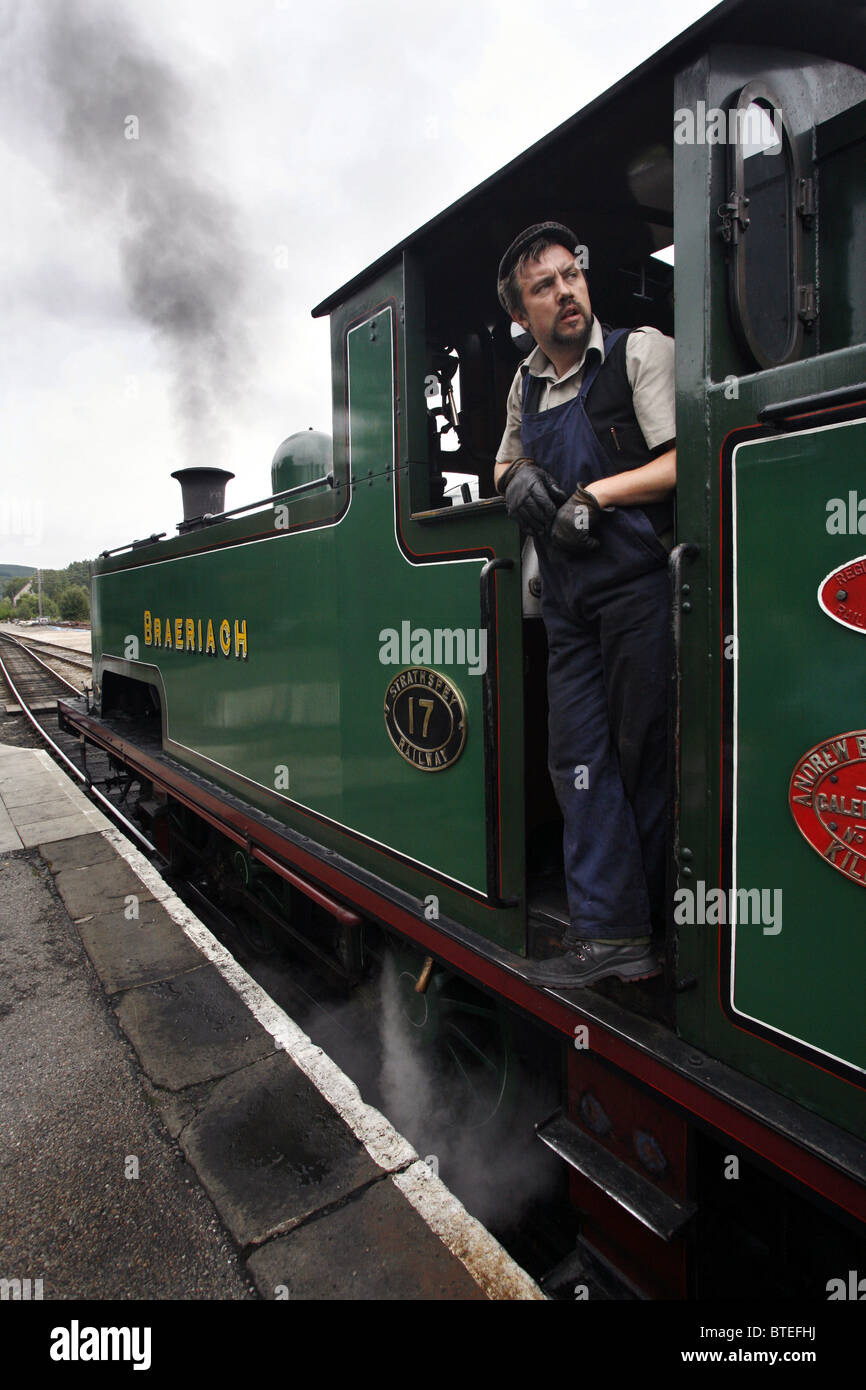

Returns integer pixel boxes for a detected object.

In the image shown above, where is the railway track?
[0,633,84,707]
[0,633,149,849]
[0,629,91,695]
[9,635,92,672]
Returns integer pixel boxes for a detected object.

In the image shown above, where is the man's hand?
[498,458,565,536]
[550,483,603,552]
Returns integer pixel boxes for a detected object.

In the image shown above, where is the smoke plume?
[14,0,252,464]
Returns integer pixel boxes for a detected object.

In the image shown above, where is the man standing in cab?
[495,222,676,987]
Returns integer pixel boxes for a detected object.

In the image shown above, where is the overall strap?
[579,327,629,401]
[521,365,543,416]
[521,327,632,414]
[603,327,629,352]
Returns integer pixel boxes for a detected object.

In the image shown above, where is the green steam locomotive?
[61,0,866,1297]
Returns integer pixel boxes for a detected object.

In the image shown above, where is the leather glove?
[498,458,566,537]
[549,482,603,552]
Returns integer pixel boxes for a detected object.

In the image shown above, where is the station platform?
[0,623,92,654]
[0,743,543,1301]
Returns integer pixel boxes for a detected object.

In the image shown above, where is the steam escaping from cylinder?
[8,0,253,466]
[377,955,561,1234]
[378,955,442,1139]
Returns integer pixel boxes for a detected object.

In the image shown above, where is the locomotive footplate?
[58,696,866,1250]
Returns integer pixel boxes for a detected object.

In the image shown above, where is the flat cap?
[497,221,582,311]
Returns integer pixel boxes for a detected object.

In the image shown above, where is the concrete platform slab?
[12,797,79,826]
[0,744,109,845]
[2,772,77,805]
[53,856,156,919]
[20,812,107,846]
[140,1074,219,1142]
[246,1176,487,1299]
[0,745,50,773]
[115,963,275,1090]
[77,902,205,993]
[39,832,119,871]
[0,799,22,851]
[179,1050,382,1248]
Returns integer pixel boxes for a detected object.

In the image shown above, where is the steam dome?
[271,428,333,496]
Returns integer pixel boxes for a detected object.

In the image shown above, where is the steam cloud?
[377,956,561,1233]
[15,0,252,464]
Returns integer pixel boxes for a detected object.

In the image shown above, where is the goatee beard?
[552,315,591,356]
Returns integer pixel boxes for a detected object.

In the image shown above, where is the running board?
[535,1110,697,1241]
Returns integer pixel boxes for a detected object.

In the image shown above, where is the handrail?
[758,383,866,425]
[667,541,699,991]
[479,557,518,909]
[181,471,335,529]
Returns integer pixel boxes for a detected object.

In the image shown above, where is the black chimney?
[171,468,235,532]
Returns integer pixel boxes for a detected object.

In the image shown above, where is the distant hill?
[1,559,93,619]
[0,564,37,584]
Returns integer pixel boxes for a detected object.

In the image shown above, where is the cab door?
[672,45,866,1138]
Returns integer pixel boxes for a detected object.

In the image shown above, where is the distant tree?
[0,598,12,621]
[39,570,62,601]
[66,560,93,587]
[57,585,90,621]
[34,562,93,602]
[16,593,37,619]
[1,562,93,612]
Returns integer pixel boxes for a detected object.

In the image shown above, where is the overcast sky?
[2,0,720,569]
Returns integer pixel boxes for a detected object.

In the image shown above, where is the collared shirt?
[495,319,675,463]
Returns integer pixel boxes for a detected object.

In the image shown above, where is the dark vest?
[523,330,674,540]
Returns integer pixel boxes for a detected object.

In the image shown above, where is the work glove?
[498,458,566,537]
[550,482,603,552]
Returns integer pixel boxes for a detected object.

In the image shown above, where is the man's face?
[513,244,592,361]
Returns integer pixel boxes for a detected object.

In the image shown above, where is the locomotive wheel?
[162,803,207,876]
[389,943,515,1130]
[234,908,281,957]
[229,848,284,957]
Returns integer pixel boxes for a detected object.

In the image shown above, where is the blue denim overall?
[521,331,671,939]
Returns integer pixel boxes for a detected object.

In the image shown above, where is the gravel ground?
[0,849,258,1300]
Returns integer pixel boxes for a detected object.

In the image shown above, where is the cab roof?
[311,0,866,319]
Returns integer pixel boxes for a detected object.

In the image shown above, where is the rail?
[0,638,155,854]
[0,631,84,697]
